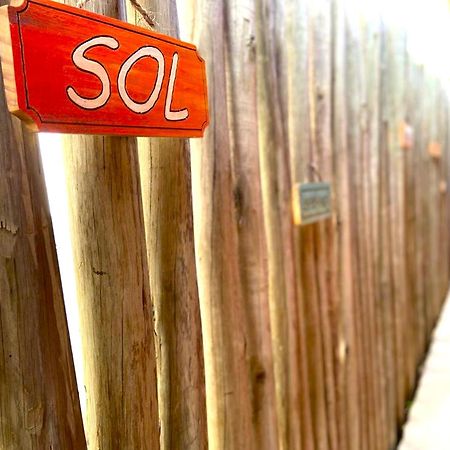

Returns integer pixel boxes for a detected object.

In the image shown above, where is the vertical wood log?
[379,22,411,430]
[357,9,385,449]
[256,0,313,449]
[403,46,416,400]
[361,11,387,450]
[285,1,317,449]
[346,10,372,449]
[446,90,450,292]
[386,26,408,423]
[427,81,442,327]
[0,31,86,450]
[407,64,428,363]
[308,2,339,449]
[224,0,280,448]
[403,48,421,397]
[126,1,207,448]
[61,1,159,449]
[378,23,398,448]
[421,78,435,337]
[330,1,360,449]
[188,0,260,448]
[438,85,450,302]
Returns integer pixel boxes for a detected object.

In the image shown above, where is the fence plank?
[188,0,260,447]
[255,0,314,448]
[224,0,280,447]
[61,1,160,448]
[308,2,340,448]
[331,2,360,449]
[126,1,208,448]
[0,29,86,449]
[285,0,318,448]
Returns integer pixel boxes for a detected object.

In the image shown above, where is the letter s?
[67,36,119,110]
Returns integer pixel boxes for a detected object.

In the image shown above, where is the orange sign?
[398,120,414,150]
[0,0,208,137]
[428,141,442,159]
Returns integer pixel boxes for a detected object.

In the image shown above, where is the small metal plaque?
[292,182,332,226]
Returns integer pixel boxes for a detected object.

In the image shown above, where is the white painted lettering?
[67,36,119,110]
[165,53,188,121]
[118,46,164,114]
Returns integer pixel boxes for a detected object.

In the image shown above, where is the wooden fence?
[1,0,449,449]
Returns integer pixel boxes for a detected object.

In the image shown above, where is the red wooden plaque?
[0,0,209,137]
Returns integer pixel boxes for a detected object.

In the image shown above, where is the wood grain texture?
[60,1,160,449]
[126,0,207,449]
[224,0,280,448]
[187,0,258,448]
[255,0,312,448]
[0,9,86,446]
[330,2,360,449]
[386,25,408,426]
[0,5,18,112]
[307,2,339,448]
[0,0,208,137]
[63,134,160,450]
[361,11,386,449]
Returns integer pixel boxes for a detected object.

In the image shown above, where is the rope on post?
[129,0,158,28]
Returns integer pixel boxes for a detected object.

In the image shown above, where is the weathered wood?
[378,23,399,448]
[308,2,340,449]
[60,1,159,449]
[284,5,317,450]
[63,134,159,449]
[439,85,450,302]
[0,13,86,447]
[224,0,280,447]
[385,24,408,425]
[361,11,387,449]
[331,2,360,449]
[406,63,430,370]
[188,0,259,448]
[345,8,372,449]
[255,0,314,448]
[126,1,208,448]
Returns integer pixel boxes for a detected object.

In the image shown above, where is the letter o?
[67,36,119,110]
[118,46,165,114]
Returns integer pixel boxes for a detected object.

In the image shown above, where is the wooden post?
[126,1,207,448]
[185,0,281,447]
[405,63,427,368]
[255,0,316,449]
[307,2,340,449]
[223,0,280,448]
[60,1,159,448]
[360,9,388,449]
[0,23,86,449]
[330,2,363,449]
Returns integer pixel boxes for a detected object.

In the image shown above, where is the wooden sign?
[428,141,442,159]
[292,182,332,226]
[398,120,414,150]
[0,0,208,137]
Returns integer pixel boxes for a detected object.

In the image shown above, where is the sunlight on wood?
[39,132,87,419]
